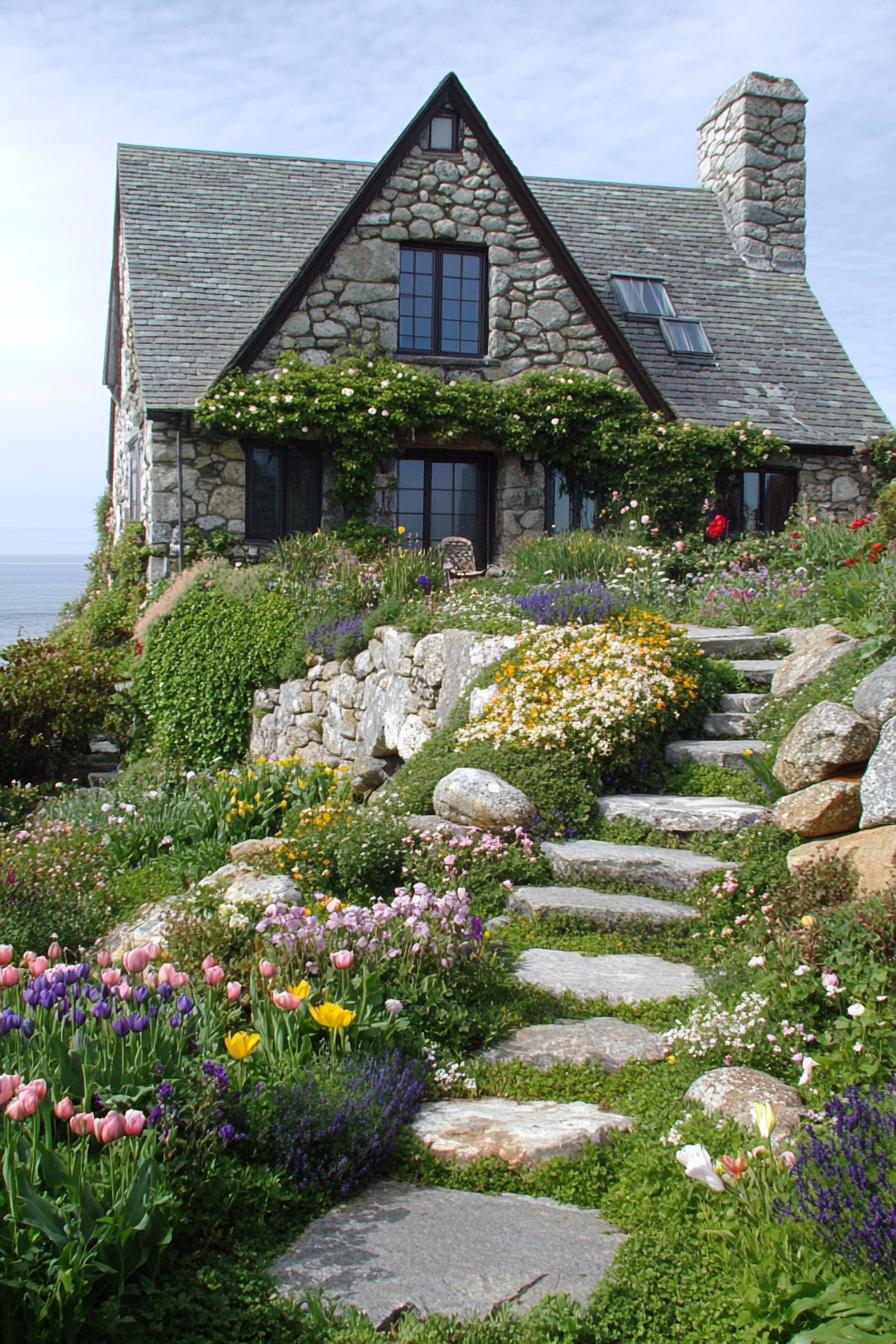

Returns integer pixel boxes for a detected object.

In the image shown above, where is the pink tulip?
[204,965,225,987]
[47,941,63,962]
[258,959,277,979]
[226,981,241,1002]
[21,950,36,966]
[6,1088,39,1120]
[272,989,302,1011]
[117,982,133,1001]
[144,942,161,961]
[53,1097,75,1121]
[101,968,122,987]
[174,971,190,989]
[95,948,112,968]
[96,1111,126,1143]
[123,947,150,975]
[0,946,13,967]
[123,1109,146,1137]
[30,957,48,976]
[69,1111,95,1137]
[157,963,177,985]
[201,954,218,972]
[142,968,158,989]
[0,1074,21,1106]
[26,1079,47,1100]
[330,949,354,970]
[0,967,20,989]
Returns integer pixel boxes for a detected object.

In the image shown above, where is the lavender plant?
[514,579,618,626]
[780,1078,896,1296]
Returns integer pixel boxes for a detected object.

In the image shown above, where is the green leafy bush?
[134,578,300,766]
[0,638,126,784]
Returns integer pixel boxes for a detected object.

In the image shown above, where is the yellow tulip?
[752,1101,776,1140]
[223,1031,261,1061]
[286,980,312,1000]
[308,1001,356,1030]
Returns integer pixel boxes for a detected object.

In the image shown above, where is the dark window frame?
[394,449,494,565]
[244,441,323,542]
[425,111,460,152]
[659,316,713,356]
[398,243,488,358]
[610,273,675,319]
[724,466,799,535]
[544,467,599,533]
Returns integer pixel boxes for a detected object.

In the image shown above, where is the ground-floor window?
[245,444,322,540]
[395,452,492,565]
[724,468,798,534]
[545,468,598,532]
[128,443,142,521]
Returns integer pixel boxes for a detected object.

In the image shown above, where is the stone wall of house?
[250,625,516,789]
[251,123,625,385]
[698,72,807,274]
[796,452,872,522]
[110,245,151,541]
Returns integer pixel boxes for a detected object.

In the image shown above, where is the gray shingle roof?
[115,143,889,445]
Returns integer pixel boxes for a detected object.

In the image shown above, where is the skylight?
[610,275,675,318]
[660,318,713,355]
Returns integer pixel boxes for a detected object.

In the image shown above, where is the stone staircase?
[86,738,121,788]
[271,623,788,1324]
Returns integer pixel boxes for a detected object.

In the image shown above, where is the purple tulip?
[71,1009,86,1027]
[20,1019,34,1038]
[134,984,149,1004]
[176,995,194,1015]
[169,1012,182,1028]
[111,1018,130,1037]
[92,1002,112,1020]
[158,983,173,1002]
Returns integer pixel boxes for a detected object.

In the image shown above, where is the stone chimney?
[698,71,808,273]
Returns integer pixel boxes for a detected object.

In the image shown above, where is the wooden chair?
[440,535,487,585]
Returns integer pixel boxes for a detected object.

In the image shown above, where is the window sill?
[396,352,497,368]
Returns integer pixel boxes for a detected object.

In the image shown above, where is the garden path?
[272,625,790,1324]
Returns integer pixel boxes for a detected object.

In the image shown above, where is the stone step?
[682,625,782,658]
[480,1016,667,1072]
[720,692,768,713]
[701,711,756,739]
[412,1097,635,1167]
[87,770,121,788]
[88,739,120,756]
[729,659,780,686]
[664,739,769,771]
[509,884,697,924]
[271,1181,625,1324]
[515,948,704,1004]
[595,794,770,833]
[542,838,735,891]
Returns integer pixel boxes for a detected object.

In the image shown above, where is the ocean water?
[0,556,90,651]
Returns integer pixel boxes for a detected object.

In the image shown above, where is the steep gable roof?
[111,78,890,446]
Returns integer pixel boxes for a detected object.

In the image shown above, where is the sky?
[1,0,893,555]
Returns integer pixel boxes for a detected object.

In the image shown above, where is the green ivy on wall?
[195,352,785,534]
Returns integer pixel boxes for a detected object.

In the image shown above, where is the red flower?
[849,517,869,530]
[133,639,144,657]
[870,543,884,552]
[842,557,857,567]
[789,532,802,540]
[706,514,727,540]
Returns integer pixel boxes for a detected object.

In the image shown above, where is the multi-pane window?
[724,468,797,534]
[660,317,713,355]
[546,469,597,533]
[399,246,486,356]
[395,453,490,564]
[245,443,321,540]
[610,275,675,317]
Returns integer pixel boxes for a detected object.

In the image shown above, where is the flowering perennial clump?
[457,612,700,761]
[514,580,618,627]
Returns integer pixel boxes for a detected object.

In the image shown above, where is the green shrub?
[0,821,116,951]
[878,480,896,539]
[0,638,127,784]
[134,577,300,766]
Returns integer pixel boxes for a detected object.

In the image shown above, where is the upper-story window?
[398,245,487,357]
[610,275,675,317]
[660,317,713,355]
[426,112,459,152]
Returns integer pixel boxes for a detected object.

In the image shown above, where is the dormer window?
[610,275,675,317]
[660,317,713,355]
[426,112,459,152]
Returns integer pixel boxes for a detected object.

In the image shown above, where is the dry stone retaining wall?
[250,625,516,781]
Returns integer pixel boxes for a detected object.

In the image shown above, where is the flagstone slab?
[664,738,769,770]
[702,711,756,739]
[729,659,780,686]
[509,884,697,924]
[682,625,781,658]
[480,1017,667,1072]
[542,839,734,891]
[685,1066,803,1142]
[720,693,769,713]
[270,1181,625,1324]
[595,794,769,833]
[515,949,704,1004]
[412,1097,634,1166]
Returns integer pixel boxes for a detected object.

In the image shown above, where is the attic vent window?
[610,275,675,317]
[427,113,459,152]
[660,317,713,355]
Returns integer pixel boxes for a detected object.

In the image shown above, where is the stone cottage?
[104,71,890,579]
